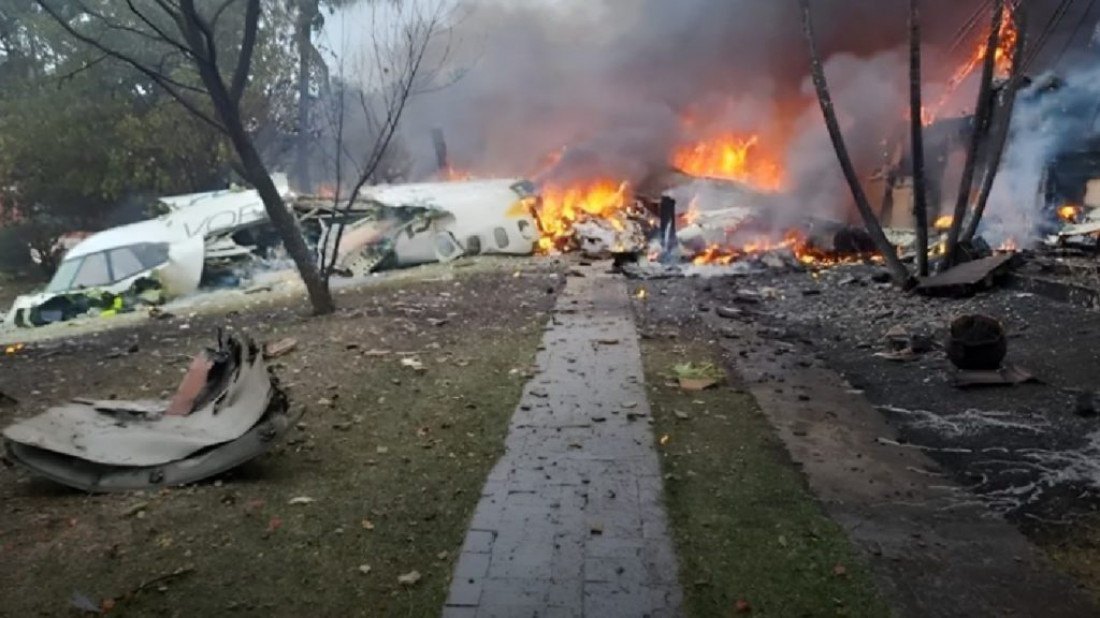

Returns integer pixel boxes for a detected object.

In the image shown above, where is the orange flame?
[689,230,878,268]
[535,179,631,252]
[443,166,475,181]
[934,215,954,231]
[924,5,1018,125]
[672,134,785,191]
[1058,204,1082,223]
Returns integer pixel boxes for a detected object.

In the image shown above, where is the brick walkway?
[443,267,682,617]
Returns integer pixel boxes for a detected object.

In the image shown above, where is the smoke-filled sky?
[326,0,1100,223]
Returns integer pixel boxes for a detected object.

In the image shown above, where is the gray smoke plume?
[385,0,1069,223]
[981,65,1100,245]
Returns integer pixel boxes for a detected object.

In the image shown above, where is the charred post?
[659,195,678,263]
[799,0,913,287]
[909,0,931,277]
[963,4,1029,244]
[945,0,1004,267]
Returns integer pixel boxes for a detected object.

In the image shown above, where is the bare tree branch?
[230,0,259,104]
[124,0,190,54]
[35,0,225,130]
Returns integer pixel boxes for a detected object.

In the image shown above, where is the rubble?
[2,333,294,492]
[947,315,1007,371]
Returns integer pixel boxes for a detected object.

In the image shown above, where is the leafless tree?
[909,0,931,277]
[36,0,337,314]
[944,0,1004,266]
[962,4,1029,243]
[798,0,913,287]
[315,0,454,281]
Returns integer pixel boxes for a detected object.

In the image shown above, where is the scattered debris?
[2,334,295,492]
[947,315,1007,371]
[400,358,426,372]
[954,365,1040,388]
[672,362,724,391]
[0,389,17,408]
[917,253,1016,297]
[397,570,422,586]
[264,338,299,359]
[288,496,316,505]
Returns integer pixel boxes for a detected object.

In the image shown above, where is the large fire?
[672,134,785,191]
[535,180,631,252]
[924,5,1018,125]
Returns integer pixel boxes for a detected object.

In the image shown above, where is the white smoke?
[980,65,1100,245]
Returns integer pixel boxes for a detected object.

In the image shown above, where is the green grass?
[0,272,551,618]
[643,338,891,617]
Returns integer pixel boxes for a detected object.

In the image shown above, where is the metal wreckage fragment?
[2,334,296,492]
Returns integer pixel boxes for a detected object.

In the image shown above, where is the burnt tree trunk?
[944,0,1003,266]
[909,0,931,277]
[963,5,1028,243]
[294,0,319,194]
[799,0,912,287]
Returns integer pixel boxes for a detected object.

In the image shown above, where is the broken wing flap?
[1,334,296,493]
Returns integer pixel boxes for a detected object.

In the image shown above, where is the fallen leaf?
[361,518,375,530]
[678,377,718,392]
[288,496,315,506]
[397,570,422,586]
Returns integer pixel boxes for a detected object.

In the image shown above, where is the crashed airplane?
[4,176,542,328]
[296,178,540,276]
[4,176,287,328]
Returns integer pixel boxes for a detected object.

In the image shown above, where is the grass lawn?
[0,267,558,617]
[642,337,890,617]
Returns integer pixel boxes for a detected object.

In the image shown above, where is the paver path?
[443,266,682,617]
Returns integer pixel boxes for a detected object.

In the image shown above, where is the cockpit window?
[44,258,82,293]
[69,252,110,289]
[43,243,170,293]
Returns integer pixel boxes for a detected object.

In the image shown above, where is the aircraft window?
[70,252,111,289]
[131,243,170,270]
[45,258,82,293]
[494,227,510,249]
[108,248,145,281]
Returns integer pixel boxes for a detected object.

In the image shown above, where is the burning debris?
[2,334,294,492]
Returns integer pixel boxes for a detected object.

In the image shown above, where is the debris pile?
[2,334,294,492]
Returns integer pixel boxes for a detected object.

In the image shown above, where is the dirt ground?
[681,262,1100,601]
[0,261,561,617]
